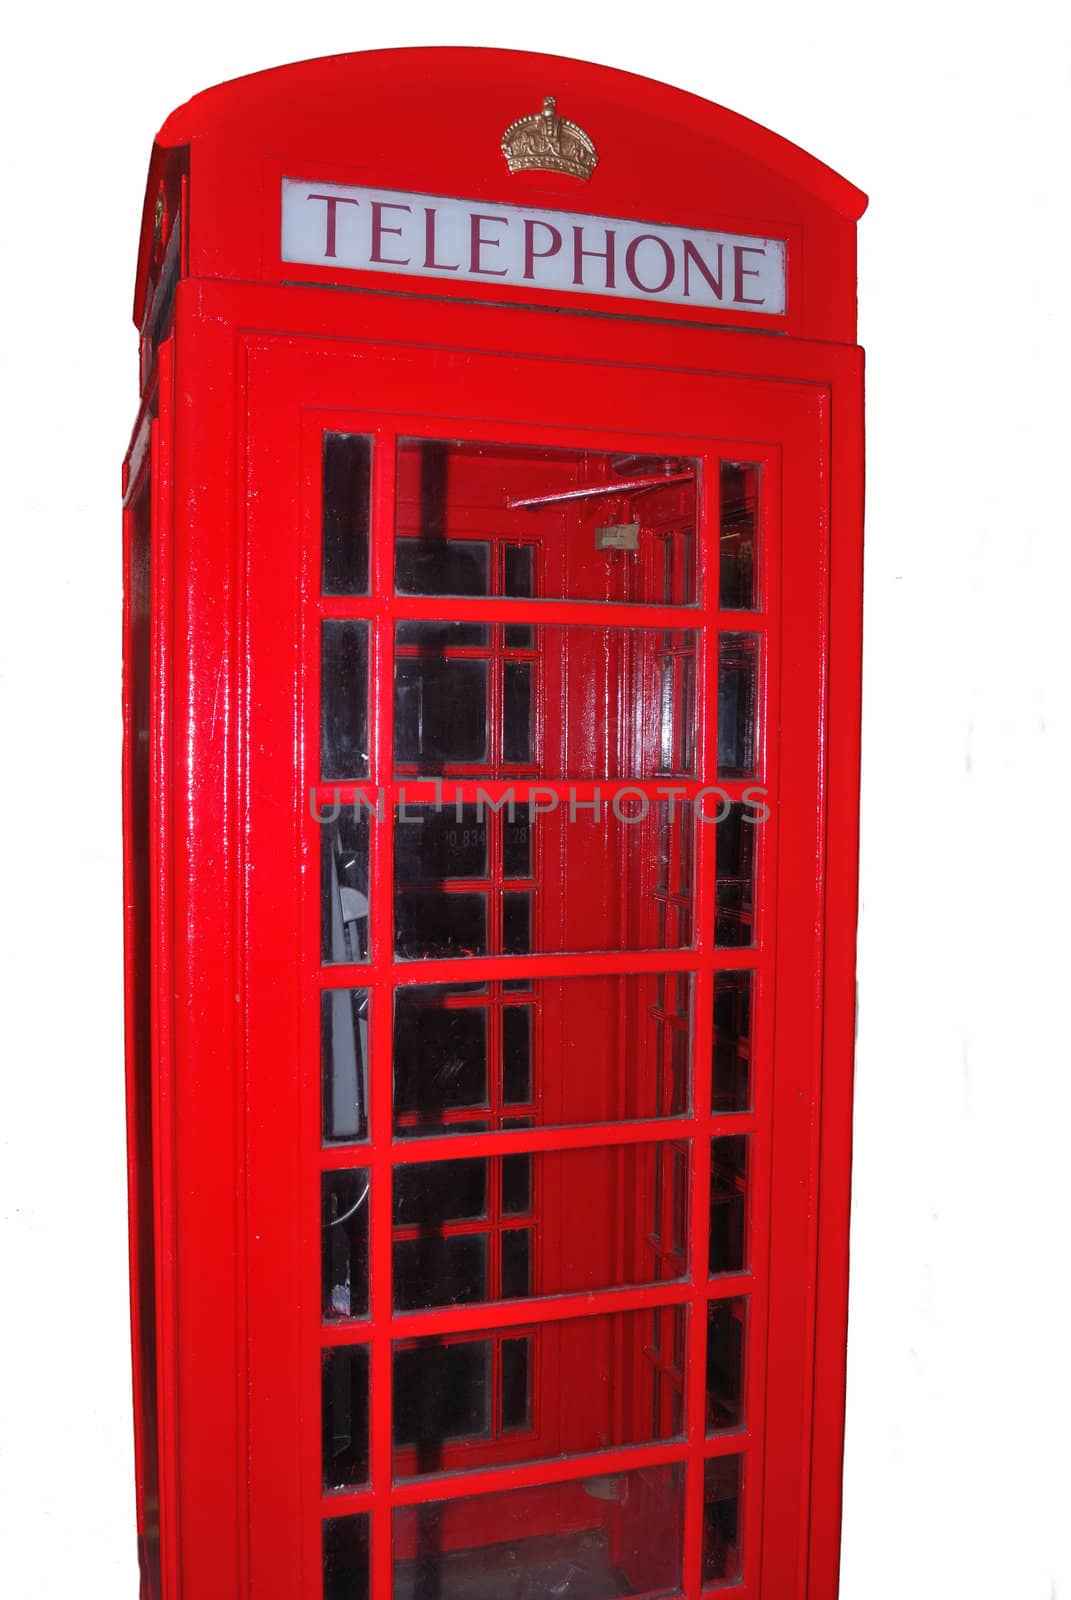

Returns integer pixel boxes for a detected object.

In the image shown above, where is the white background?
[1,4,1069,1597]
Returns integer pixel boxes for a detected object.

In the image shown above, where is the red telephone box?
[122,47,865,1600]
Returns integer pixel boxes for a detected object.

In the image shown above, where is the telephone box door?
[238,316,830,1600]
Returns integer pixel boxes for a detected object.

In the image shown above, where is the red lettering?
[423,207,459,271]
[732,244,766,305]
[682,239,724,300]
[572,225,616,289]
[523,218,563,279]
[308,193,360,259]
[469,213,509,276]
[624,233,675,295]
[369,200,411,266]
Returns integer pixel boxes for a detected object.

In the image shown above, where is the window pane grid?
[310,428,773,1599]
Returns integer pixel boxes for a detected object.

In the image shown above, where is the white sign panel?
[281,180,786,316]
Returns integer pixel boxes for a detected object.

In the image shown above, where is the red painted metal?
[122,45,865,1600]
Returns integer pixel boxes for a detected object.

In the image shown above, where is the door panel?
[243,332,828,1600]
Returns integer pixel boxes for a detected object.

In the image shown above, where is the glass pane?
[395,803,489,961]
[715,804,756,949]
[394,1339,491,1449]
[393,1463,684,1600]
[394,1306,685,1477]
[713,972,752,1113]
[502,892,531,954]
[396,804,488,879]
[393,1141,689,1310]
[322,1344,369,1491]
[394,987,488,1122]
[501,1336,530,1430]
[719,461,759,611]
[502,1007,531,1103]
[393,1234,489,1313]
[322,433,371,596]
[706,1298,747,1432]
[322,812,371,965]
[717,634,760,780]
[503,806,532,878]
[322,988,370,1143]
[702,1454,743,1586]
[394,623,697,778]
[394,1159,487,1225]
[501,1153,531,1215]
[395,891,487,961]
[393,975,691,1135]
[502,662,532,763]
[323,1169,370,1320]
[396,537,490,597]
[504,543,534,597]
[394,800,693,961]
[397,618,489,649]
[501,1229,531,1296]
[397,437,699,607]
[709,1137,749,1277]
[321,620,369,780]
[395,651,489,766]
[323,1514,370,1600]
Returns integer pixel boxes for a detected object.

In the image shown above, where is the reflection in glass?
[322,433,371,596]
[396,436,699,607]
[702,1454,743,1586]
[321,620,369,781]
[715,805,756,949]
[322,989,369,1143]
[713,972,752,1113]
[392,974,691,1134]
[717,634,760,779]
[322,812,370,965]
[709,1137,748,1277]
[707,1298,747,1432]
[394,1307,685,1477]
[719,461,759,611]
[322,1169,370,1320]
[322,1344,369,1491]
[393,1463,685,1600]
[323,1514,370,1600]
[393,1142,689,1310]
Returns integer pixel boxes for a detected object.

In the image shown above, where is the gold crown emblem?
[501,96,598,181]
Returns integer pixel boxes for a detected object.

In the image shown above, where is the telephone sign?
[281,179,788,313]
